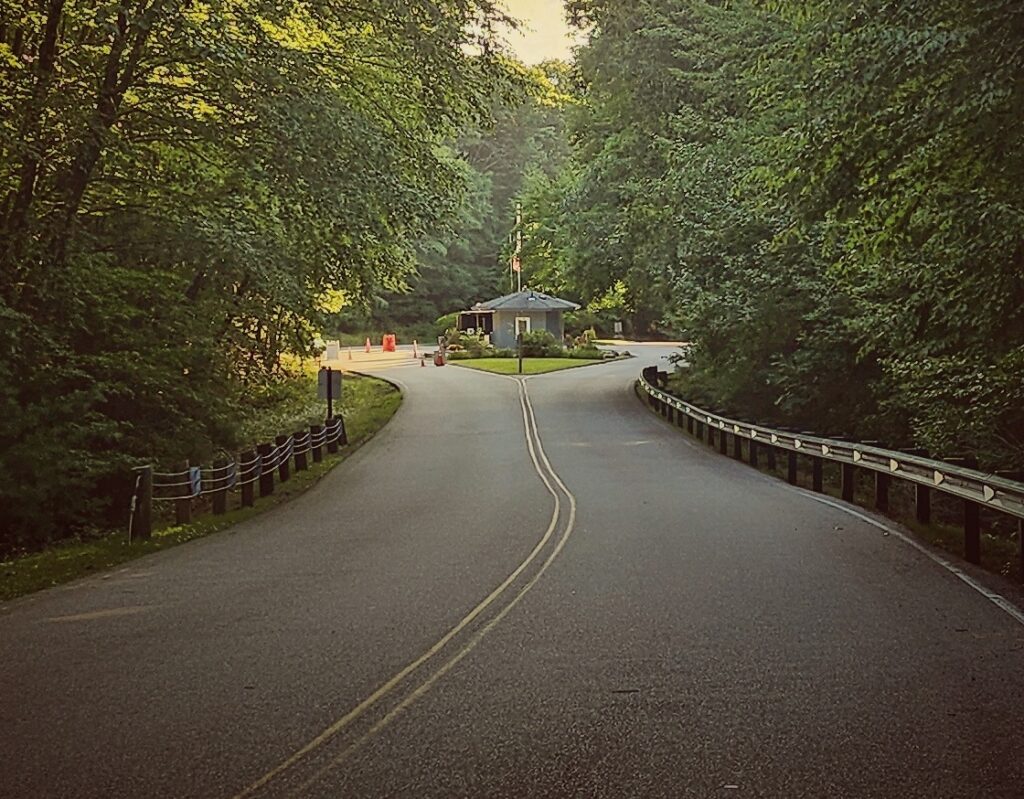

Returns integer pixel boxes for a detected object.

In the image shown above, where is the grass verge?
[451,357,609,375]
[0,375,401,602]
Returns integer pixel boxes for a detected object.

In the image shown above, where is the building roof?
[470,290,580,313]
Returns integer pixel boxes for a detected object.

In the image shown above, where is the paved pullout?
[2,347,1023,798]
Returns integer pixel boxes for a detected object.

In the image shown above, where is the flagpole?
[515,202,523,293]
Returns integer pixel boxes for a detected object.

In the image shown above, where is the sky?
[502,0,579,64]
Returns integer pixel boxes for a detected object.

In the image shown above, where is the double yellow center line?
[233,376,577,798]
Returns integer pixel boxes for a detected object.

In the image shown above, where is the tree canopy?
[0,0,521,549]
[527,0,1024,468]
[4,0,1022,551]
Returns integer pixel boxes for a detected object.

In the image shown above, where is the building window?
[515,317,531,335]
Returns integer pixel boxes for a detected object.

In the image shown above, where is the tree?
[0,0,518,550]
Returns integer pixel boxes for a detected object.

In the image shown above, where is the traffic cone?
[364,337,371,353]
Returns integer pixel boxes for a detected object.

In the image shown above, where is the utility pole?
[515,202,523,293]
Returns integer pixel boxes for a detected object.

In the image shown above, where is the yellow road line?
[231,379,564,799]
[289,378,578,795]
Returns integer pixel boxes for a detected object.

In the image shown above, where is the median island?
[444,329,627,375]
[452,357,602,375]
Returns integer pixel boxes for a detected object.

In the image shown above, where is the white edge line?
[637,381,1024,629]
[797,491,1024,627]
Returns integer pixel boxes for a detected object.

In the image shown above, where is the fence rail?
[639,366,1024,574]
[130,416,347,540]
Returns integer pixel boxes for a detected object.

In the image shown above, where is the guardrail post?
[811,457,823,493]
[257,443,274,497]
[240,450,255,508]
[841,463,855,502]
[749,439,759,467]
[996,472,1024,582]
[787,451,798,485]
[766,445,776,471]
[875,473,890,512]
[327,419,340,454]
[212,458,228,515]
[686,415,694,434]
[718,428,728,455]
[964,500,981,565]
[900,448,931,524]
[953,456,981,564]
[275,435,291,483]
[707,424,715,448]
[915,485,931,524]
[132,465,153,540]
[677,408,685,429]
[732,432,742,460]
[294,431,309,472]
[175,460,192,525]
[1019,518,1024,584]
[310,424,324,463]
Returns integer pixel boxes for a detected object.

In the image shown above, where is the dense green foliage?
[336,59,576,337]
[0,1,518,551]
[4,0,1022,551]
[531,0,1024,468]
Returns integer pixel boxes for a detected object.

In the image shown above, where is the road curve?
[2,347,1024,798]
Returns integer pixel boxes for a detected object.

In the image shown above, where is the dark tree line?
[524,0,1024,469]
[0,0,521,551]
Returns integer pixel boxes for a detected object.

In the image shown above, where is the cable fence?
[129,417,347,541]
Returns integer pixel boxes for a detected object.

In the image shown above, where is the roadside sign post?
[318,366,343,419]
[518,332,523,375]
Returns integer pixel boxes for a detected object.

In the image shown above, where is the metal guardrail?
[639,366,1024,572]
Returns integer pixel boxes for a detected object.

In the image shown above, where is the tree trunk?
[50,2,154,267]
[0,0,65,279]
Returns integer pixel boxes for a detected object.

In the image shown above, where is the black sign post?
[318,367,343,419]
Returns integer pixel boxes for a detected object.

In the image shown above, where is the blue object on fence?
[189,466,202,498]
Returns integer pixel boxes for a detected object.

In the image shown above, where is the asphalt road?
[2,346,1024,798]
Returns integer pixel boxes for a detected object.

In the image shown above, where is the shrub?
[520,330,563,357]
[567,346,603,360]
[435,313,459,335]
[462,335,495,358]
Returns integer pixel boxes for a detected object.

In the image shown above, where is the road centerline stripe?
[288,378,579,796]
[231,378,567,799]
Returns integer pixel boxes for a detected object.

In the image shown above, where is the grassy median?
[451,357,608,375]
[0,374,401,602]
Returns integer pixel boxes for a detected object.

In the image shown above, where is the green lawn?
[0,375,401,602]
[451,357,605,375]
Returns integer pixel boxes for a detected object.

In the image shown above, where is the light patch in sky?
[502,0,578,64]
